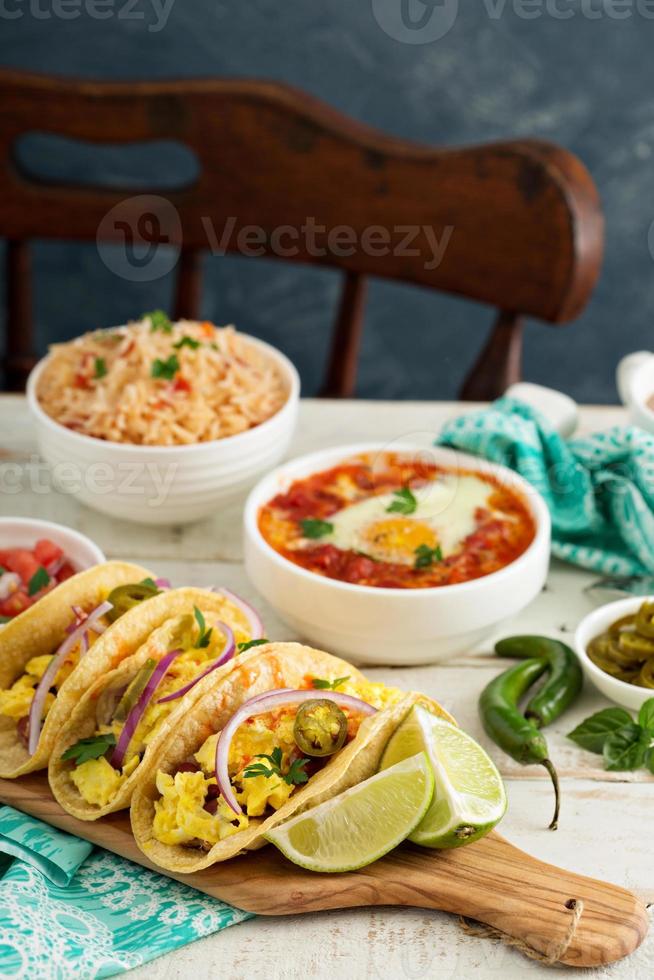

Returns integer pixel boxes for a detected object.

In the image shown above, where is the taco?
[0,561,158,778]
[49,591,259,819]
[130,642,453,873]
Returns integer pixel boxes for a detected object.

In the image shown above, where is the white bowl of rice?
[26,315,300,525]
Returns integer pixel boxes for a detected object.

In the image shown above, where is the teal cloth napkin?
[438,396,654,576]
[0,805,253,978]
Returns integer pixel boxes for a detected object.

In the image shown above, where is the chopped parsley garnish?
[0,566,5,577]
[194,606,213,649]
[28,566,50,597]
[243,746,310,786]
[300,518,334,539]
[0,615,10,624]
[145,310,173,333]
[386,486,417,515]
[237,638,269,653]
[311,676,350,691]
[151,354,180,380]
[61,733,116,766]
[414,544,443,569]
[94,357,108,379]
[173,336,201,350]
[140,577,159,590]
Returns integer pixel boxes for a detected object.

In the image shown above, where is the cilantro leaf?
[243,746,310,786]
[300,519,334,539]
[311,675,350,691]
[61,733,116,766]
[151,354,180,380]
[28,566,50,597]
[386,486,417,515]
[414,544,443,569]
[94,357,108,379]
[193,606,213,649]
[567,707,633,754]
[145,310,173,333]
[173,336,201,350]
[285,757,310,786]
[237,638,269,653]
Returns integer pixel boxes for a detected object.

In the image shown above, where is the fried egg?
[323,474,496,564]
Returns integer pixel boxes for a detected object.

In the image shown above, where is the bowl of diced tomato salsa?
[0,518,105,623]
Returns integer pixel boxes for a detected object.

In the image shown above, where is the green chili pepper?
[479,657,561,830]
[493,635,583,728]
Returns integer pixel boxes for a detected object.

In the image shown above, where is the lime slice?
[264,753,434,872]
[380,704,506,849]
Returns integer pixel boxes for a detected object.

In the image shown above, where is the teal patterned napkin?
[0,805,253,979]
[439,396,654,576]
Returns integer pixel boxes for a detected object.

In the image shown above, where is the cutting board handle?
[289,834,648,968]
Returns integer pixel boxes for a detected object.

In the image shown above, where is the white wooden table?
[1,396,652,980]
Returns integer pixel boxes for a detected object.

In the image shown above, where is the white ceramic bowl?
[0,518,105,626]
[26,334,300,526]
[575,597,654,711]
[244,443,551,666]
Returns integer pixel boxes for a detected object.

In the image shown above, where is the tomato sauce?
[258,454,536,589]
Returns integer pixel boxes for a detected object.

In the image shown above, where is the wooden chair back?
[0,70,603,397]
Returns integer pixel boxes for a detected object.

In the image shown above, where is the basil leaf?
[603,724,647,771]
[567,707,633,754]
[638,698,654,732]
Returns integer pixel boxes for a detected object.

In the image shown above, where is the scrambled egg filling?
[0,646,90,721]
[69,619,249,808]
[69,754,139,808]
[152,677,405,848]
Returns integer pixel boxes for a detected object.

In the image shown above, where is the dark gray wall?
[2,1,653,402]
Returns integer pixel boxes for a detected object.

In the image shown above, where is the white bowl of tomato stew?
[244,444,551,666]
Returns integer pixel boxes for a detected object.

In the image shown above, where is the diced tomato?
[3,549,41,585]
[34,539,64,568]
[173,375,192,393]
[0,590,33,617]
[56,562,76,582]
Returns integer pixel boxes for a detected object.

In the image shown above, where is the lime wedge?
[264,753,434,872]
[380,705,506,849]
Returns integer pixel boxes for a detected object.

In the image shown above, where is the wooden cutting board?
[0,773,648,969]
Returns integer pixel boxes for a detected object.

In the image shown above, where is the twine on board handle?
[458,898,584,965]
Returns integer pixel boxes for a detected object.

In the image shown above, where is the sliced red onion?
[217,588,263,639]
[46,555,65,577]
[215,689,377,814]
[157,622,235,704]
[28,600,113,755]
[110,648,183,770]
[155,577,172,590]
